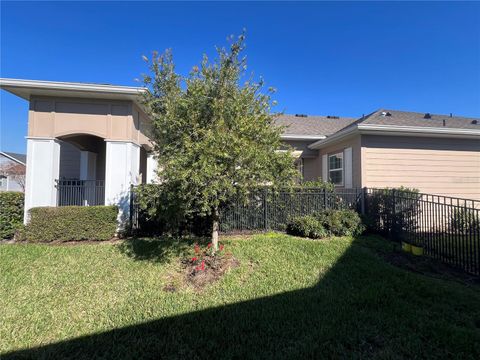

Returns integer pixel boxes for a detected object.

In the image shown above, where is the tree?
[0,162,25,192]
[141,33,297,251]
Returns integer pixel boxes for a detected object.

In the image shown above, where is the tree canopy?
[141,34,297,249]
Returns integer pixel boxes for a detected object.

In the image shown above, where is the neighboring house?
[0,151,26,192]
[1,78,479,226]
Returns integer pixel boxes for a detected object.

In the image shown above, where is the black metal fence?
[56,180,105,206]
[365,189,480,275]
[129,186,480,275]
[219,188,364,232]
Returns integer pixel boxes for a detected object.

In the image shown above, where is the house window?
[328,152,343,186]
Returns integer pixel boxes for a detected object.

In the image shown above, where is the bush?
[133,184,212,237]
[23,206,118,242]
[286,215,327,239]
[450,208,480,234]
[0,192,24,239]
[315,209,365,237]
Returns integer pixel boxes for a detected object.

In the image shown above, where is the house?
[0,151,26,192]
[279,110,480,200]
[1,78,479,227]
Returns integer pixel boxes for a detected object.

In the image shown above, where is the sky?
[1,1,479,154]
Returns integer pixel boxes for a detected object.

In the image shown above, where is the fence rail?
[365,188,480,275]
[129,186,480,276]
[56,179,105,206]
[219,188,364,232]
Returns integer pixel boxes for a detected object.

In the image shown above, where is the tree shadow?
[3,236,479,359]
[117,236,206,264]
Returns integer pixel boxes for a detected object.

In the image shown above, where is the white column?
[146,153,159,184]
[80,151,97,180]
[24,137,61,223]
[104,141,140,229]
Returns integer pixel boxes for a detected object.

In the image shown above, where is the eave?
[308,124,480,149]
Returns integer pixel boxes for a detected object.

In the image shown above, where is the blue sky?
[1,1,479,154]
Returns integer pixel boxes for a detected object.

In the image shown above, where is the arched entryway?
[56,134,107,206]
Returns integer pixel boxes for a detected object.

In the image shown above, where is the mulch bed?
[182,253,240,289]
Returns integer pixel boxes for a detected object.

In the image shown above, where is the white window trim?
[328,152,344,187]
[295,158,304,181]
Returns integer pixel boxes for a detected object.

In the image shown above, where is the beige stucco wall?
[361,135,480,200]
[316,135,362,188]
[28,96,153,149]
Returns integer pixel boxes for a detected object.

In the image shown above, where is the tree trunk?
[211,207,219,253]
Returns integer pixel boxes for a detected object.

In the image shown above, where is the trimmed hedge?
[23,206,118,242]
[286,209,365,239]
[0,191,24,239]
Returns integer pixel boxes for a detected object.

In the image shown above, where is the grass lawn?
[1,234,479,359]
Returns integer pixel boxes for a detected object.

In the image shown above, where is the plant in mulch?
[181,242,239,289]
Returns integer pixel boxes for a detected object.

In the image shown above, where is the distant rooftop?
[0,151,26,165]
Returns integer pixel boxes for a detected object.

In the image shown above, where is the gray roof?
[336,109,480,133]
[1,152,26,165]
[275,114,357,136]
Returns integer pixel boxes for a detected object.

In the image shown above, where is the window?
[328,152,343,186]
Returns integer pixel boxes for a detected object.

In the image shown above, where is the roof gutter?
[0,78,146,96]
[281,134,327,141]
[308,124,480,149]
[0,152,26,166]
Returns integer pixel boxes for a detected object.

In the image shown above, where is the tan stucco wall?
[361,135,480,200]
[316,135,362,188]
[28,96,153,149]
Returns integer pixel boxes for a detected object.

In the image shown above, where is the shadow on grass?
[117,236,207,264]
[3,236,480,359]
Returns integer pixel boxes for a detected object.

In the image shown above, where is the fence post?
[324,189,328,210]
[263,188,268,231]
[129,184,134,235]
[361,187,366,215]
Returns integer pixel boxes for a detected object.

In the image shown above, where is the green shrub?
[0,192,24,239]
[23,206,118,242]
[450,208,480,234]
[286,215,327,239]
[133,184,212,237]
[315,209,365,237]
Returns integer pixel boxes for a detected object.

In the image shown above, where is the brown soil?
[182,253,240,290]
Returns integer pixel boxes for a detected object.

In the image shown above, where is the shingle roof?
[274,114,357,136]
[1,152,26,165]
[337,109,480,133]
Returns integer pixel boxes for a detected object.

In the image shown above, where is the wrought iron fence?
[56,179,105,206]
[219,188,364,232]
[129,185,480,275]
[365,189,480,275]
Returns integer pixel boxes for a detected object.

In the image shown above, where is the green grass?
[1,234,479,359]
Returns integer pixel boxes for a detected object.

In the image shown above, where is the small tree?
[141,34,297,250]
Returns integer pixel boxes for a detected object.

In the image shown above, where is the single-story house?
[1,78,479,226]
[0,151,26,192]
